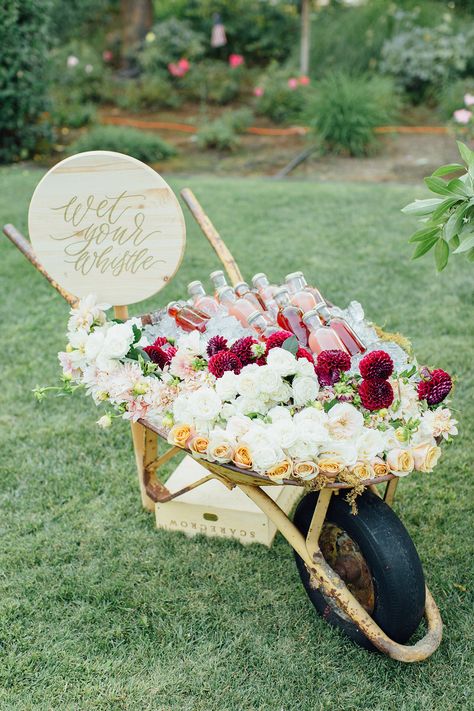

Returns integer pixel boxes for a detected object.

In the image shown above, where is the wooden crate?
[155,456,302,547]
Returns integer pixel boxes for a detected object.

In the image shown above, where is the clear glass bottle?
[167,301,210,333]
[285,272,321,313]
[315,304,366,355]
[251,272,278,317]
[298,271,327,306]
[234,281,275,324]
[216,286,258,326]
[247,311,279,340]
[273,287,309,346]
[302,309,348,355]
[187,280,220,316]
[210,270,228,297]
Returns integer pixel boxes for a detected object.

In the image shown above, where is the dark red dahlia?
[143,345,169,369]
[208,350,242,378]
[265,330,293,352]
[165,346,177,362]
[206,335,228,357]
[296,347,315,365]
[417,369,452,406]
[230,336,259,365]
[315,349,351,386]
[152,336,169,348]
[256,356,267,366]
[359,378,394,411]
[359,350,394,380]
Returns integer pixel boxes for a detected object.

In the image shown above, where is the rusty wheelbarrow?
[3,187,443,663]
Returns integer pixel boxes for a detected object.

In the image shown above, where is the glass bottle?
[187,280,220,316]
[167,301,209,333]
[273,287,309,346]
[251,272,279,317]
[234,281,275,324]
[297,271,327,306]
[216,286,258,326]
[285,272,321,313]
[247,311,279,340]
[316,304,366,356]
[302,309,348,355]
[210,270,228,297]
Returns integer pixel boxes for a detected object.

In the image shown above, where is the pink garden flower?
[287,78,298,90]
[453,108,472,124]
[102,50,113,62]
[229,54,244,68]
[464,93,474,107]
[178,58,190,72]
[168,58,190,78]
[253,86,264,97]
[299,75,310,86]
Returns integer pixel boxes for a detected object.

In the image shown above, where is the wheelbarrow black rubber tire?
[293,489,426,651]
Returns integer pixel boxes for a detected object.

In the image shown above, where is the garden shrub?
[0,0,52,163]
[49,0,117,45]
[254,63,313,124]
[49,41,109,104]
[437,78,474,121]
[70,126,176,162]
[196,121,239,152]
[180,60,245,105]
[50,102,97,129]
[114,75,182,112]
[307,73,397,157]
[138,18,205,73]
[380,11,473,100]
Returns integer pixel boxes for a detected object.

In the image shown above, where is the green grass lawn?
[0,165,472,711]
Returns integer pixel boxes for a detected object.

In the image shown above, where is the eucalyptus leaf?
[431,197,461,221]
[434,238,449,271]
[408,225,439,243]
[401,198,443,216]
[453,234,474,254]
[282,335,298,355]
[412,235,439,259]
[431,163,465,177]
[424,176,455,196]
[457,141,474,167]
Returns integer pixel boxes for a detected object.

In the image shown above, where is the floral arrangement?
[36,291,458,493]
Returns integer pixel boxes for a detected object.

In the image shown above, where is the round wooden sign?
[28,151,186,305]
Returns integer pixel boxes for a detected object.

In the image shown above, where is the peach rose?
[189,435,209,459]
[208,435,234,464]
[266,459,293,481]
[351,461,374,480]
[372,456,390,477]
[317,457,344,477]
[411,442,441,473]
[167,423,193,448]
[294,460,319,481]
[386,448,414,476]
[233,445,253,469]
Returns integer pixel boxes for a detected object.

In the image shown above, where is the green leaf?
[457,141,474,167]
[431,197,461,221]
[444,204,467,241]
[401,198,443,216]
[467,248,474,262]
[132,324,142,344]
[435,238,449,271]
[432,163,465,177]
[412,235,439,259]
[451,234,460,249]
[453,234,474,254]
[408,225,440,243]
[282,335,298,355]
[424,176,454,196]
[323,398,338,413]
[446,177,470,197]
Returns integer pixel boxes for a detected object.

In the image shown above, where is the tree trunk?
[121,0,153,68]
[300,0,311,76]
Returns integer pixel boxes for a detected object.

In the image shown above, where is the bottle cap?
[252,272,267,286]
[216,285,234,297]
[285,271,303,281]
[301,308,320,323]
[234,281,249,291]
[247,310,263,324]
[187,280,203,294]
[210,269,225,280]
[273,286,289,297]
[315,302,330,316]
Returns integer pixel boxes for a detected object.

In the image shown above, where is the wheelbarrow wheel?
[293,489,425,650]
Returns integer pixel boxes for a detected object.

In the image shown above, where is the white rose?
[172,393,192,424]
[319,440,358,468]
[269,419,299,450]
[241,426,283,472]
[327,402,364,440]
[188,387,222,422]
[267,405,292,423]
[234,395,268,416]
[84,328,106,363]
[266,347,299,377]
[207,429,235,463]
[256,365,282,396]
[294,406,327,428]
[225,415,253,438]
[177,330,206,355]
[103,321,136,360]
[215,370,239,401]
[292,375,319,407]
[236,363,260,397]
[294,357,316,377]
[356,428,386,461]
[97,414,112,429]
[269,381,293,404]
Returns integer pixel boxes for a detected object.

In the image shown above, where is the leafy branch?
[402,141,474,271]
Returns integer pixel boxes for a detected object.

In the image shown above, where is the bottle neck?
[235,283,250,297]
[274,291,291,307]
[286,276,305,294]
[316,304,331,322]
[303,313,323,331]
[211,273,228,290]
[253,275,269,289]
[217,287,237,304]
[189,284,206,298]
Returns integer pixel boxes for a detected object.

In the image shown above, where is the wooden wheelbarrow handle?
[3,223,77,306]
[180,188,244,287]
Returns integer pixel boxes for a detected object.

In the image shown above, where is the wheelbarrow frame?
[3,187,443,663]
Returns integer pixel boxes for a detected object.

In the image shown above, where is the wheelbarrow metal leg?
[237,482,442,662]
